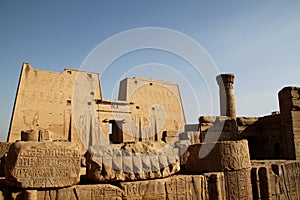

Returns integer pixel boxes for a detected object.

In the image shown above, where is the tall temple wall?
[117,77,186,143]
[8,63,102,149]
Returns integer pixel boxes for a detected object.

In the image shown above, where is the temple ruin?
[0,62,300,199]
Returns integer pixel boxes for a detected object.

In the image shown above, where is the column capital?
[216,74,235,86]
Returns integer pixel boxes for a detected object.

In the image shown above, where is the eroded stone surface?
[21,129,53,142]
[0,142,11,158]
[224,168,252,200]
[204,169,253,200]
[1,175,209,200]
[251,160,300,199]
[0,184,121,200]
[198,116,238,141]
[74,184,123,200]
[5,142,81,188]
[120,175,208,200]
[186,140,251,172]
[87,141,180,182]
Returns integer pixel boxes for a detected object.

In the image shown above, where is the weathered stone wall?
[1,175,208,200]
[234,86,300,160]
[8,65,186,152]
[251,160,300,199]
[2,160,300,199]
[118,77,186,143]
[238,114,284,159]
[197,114,286,160]
[199,116,238,142]
[8,63,102,152]
[0,181,123,200]
[120,175,208,200]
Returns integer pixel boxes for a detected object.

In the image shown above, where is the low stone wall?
[1,140,300,199]
[0,175,208,200]
[1,159,300,199]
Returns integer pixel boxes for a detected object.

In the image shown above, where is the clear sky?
[0,1,300,142]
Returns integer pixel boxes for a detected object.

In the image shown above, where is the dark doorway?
[109,120,123,144]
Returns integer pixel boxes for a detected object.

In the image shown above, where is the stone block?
[165,175,208,200]
[87,141,180,182]
[5,141,81,188]
[74,184,123,200]
[186,140,251,172]
[121,179,166,200]
[199,116,238,141]
[224,168,252,200]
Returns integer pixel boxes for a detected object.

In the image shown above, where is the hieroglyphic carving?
[74,185,123,200]
[121,178,165,199]
[224,168,252,200]
[118,77,185,143]
[5,142,81,188]
[186,140,251,172]
[284,161,300,199]
[251,160,300,199]
[121,175,207,200]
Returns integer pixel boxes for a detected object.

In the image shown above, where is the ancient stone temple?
[0,62,300,200]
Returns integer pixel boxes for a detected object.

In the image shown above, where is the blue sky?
[0,1,300,141]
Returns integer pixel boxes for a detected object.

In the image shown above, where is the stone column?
[216,74,236,119]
